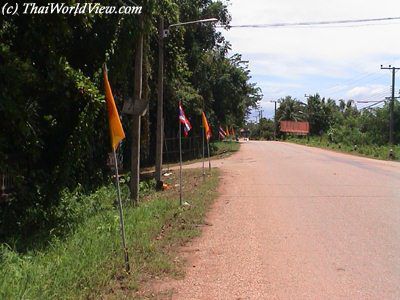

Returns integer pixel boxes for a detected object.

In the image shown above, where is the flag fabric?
[103,67,125,150]
[201,111,212,141]
[219,126,226,138]
[179,102,192,136]
[226,126,230,136]
[232,127,235,137]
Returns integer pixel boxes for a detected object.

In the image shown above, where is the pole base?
[389,149,395,160]
[156,180,164,191]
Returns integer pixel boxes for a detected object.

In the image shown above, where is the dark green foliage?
[276,96,307,122]
[246,118,275,140]
[0,1,261,244]
[275,93,399,149]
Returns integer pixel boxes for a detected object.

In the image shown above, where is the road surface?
[158,141,400,299]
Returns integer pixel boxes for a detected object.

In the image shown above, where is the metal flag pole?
[113,149,130,273]
[202,121,205,179]
[179,119,183,205]
[207,138,211,173]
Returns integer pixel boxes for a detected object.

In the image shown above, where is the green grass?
[210,140,240,156]
[156,140,240,170]
[0,169,220,299]
[287,136,400,161]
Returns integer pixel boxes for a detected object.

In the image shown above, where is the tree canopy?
[0,0,262,239]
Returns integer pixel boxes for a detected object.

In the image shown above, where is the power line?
[357,90,390,102]
[323,72,383,94]
[218,16,400,29]
[359,100,386,110]
[319,74,389,99]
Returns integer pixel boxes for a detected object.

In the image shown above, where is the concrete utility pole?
[154,18,218,188]
[270,101,278,140]
[381,65,400,145]
[304,94,312,140]
[155,17,164,189]
[304,94,311,120]
[130,16,148,205]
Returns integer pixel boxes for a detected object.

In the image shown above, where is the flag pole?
[202,121,205,179]
[179,118,183,206]
[207,138,211,173]
[113,149,130,273]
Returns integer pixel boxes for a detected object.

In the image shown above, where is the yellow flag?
[103,68,125,150]
[201,111,212,141]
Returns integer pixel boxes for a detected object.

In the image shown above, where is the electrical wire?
[218,16,400,29]
[322,76,389,99]
[322,72,381,95]
[359,100,386,110]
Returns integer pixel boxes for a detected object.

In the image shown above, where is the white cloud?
[346,85,388,99]
[219,0,400,112]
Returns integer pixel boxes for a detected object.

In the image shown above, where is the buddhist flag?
[201,111,212,141]
[103,67,125,150]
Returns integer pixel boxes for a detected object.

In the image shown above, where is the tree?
[306,94,339,135]
[0,1,262,240]
[276,96,307,122]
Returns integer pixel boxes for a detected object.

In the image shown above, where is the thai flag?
[179,102,192,136]
[219,126,226,138]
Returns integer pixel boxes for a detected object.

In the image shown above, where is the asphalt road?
[160,141,400,299]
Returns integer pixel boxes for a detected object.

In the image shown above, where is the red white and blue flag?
[179,102,192,137]
[218,125,226,139]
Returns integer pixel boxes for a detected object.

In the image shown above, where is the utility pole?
[155,17,164,189]
[304,93,311,118]
[381,65,400,145]
[303,94,312,138]
[258,110,263,139]
[270,101,277,140]
[130,16,146,205]
[154,18,218,189]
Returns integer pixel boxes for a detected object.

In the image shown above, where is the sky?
[217,0,400,120]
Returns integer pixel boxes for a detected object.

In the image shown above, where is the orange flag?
[103,67,125,150]
[201,111,212,141]
[226,126,230,136]
[231,127,235,136]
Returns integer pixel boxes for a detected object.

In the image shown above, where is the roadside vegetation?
[0,168,219,299]
[247,94,400,160]
[286,136,400,161]
[210,140,240,156]
[1,0,260,249]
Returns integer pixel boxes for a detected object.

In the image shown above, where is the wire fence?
[164,135,203,163]
[1,169,14,201]
[0,136,204,199]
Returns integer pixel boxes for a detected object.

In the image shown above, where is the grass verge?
[286,136,400,161]
[210,140,240,156]
[145,140,240,171]
[0,168,219,299]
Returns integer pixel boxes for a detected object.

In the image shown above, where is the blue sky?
[218,0,400,120]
